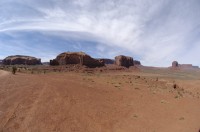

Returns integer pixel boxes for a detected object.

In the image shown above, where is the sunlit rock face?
[51,52,105,68]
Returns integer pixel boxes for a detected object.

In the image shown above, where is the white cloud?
[0,0,200,66]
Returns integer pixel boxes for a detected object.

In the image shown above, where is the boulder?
[115,55,134,68]
[3,55,41,65]
[53,52,105,68]
[172,61,179,68]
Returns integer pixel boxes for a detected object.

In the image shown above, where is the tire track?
[20,82,48,132]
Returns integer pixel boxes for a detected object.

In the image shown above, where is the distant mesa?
[191,65,199,69]
[0,59,3,65]
[179,64,199,69]
[42,62,50,65]
[171,61,199,69]
[115,55,134,68]
[50,52,105,68]
[3,55,41,65]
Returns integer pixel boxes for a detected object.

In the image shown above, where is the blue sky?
[0,0,200,66]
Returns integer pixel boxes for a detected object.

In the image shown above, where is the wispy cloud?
[0,0,200,66]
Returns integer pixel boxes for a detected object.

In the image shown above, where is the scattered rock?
[156,77,158,81]
[173,84,178,89]
[179,117,185,120]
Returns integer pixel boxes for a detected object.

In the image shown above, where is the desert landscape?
[1,1,200,132]
[0,52,200,132]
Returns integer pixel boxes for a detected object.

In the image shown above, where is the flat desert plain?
[0,67,200,132]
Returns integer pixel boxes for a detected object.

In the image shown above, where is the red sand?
[0,68,200,132]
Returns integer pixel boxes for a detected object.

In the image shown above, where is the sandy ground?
[0,69,200,132]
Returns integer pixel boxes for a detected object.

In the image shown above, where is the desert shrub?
[12,66,17,74]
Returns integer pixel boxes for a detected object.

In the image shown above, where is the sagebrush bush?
[12,66,17,74]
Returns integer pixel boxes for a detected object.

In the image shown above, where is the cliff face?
[51,52,105,68]
[3,55,41,65]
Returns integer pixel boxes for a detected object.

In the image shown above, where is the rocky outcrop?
[134,60,141,65]
[115,55,134,68]
[52,52,105,68]
[172,61,179,68]
[3,55,41,65]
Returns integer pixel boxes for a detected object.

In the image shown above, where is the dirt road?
[0,70,200,132]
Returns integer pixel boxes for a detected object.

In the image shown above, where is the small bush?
[12,66,17,74]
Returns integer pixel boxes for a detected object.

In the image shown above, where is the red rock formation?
[53,52,105,68]
[115,55,134,68]
[3,55,41,65]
